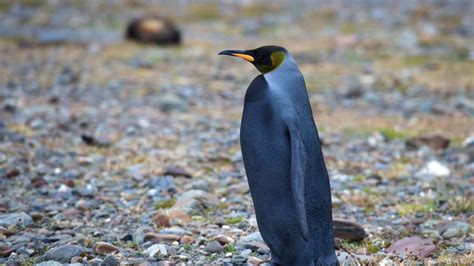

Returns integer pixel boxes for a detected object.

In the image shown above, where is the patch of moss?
[225,216,243,225]
[217,202,228,210]
[224,243,237,253]
[367,243,380,254]
[154,198,176,209]
[354,174,366,182]
[404,55,429,67]
[7,123,34,136]
[181,243,193,252]
[340,240,365,252]
[379,128,406,141]
[396,201,436,217]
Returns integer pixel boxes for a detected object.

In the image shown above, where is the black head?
[218,45,287,74]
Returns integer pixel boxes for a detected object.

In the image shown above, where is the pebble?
[180,235,196,244]
[212,234,234,245]
[163,166,192,178]
[0,245,13,258]
[231,255,247,264]
[173,190,219,212]
[236,231,268,251]
[247,256,263,265]
[205,240,224,253]
[133,228,146,245]
[0,153,6,163]
[379,257,395,266]
[157,93,188,112]
[0,212,33,228]
[240,249,252,256]
[416,160,451,178]
[152,210,191,227]
[143,244,168,258]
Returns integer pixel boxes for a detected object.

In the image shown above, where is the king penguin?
[219,46,339,265]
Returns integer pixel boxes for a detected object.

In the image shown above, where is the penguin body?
[220,46,338,265]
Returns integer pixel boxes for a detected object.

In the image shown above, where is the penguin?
[219,46,339,265]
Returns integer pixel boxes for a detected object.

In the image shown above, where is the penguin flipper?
[283,111,309,240]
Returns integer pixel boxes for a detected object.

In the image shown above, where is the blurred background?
[0,0,473,264]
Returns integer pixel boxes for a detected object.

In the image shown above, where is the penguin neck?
[263,54,300,80]
[256,51,287,74]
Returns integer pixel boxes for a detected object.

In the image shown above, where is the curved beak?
[218,49,255,62]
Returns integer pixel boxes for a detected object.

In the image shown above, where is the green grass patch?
[396,201,436,217]
[379,128,406,141]
[225,216,243,225]
[448,196,473,215]
[154,198,176,209]
[404,55,429,67]
[224,244,237,253]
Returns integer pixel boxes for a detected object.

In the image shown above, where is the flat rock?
[93,241,119,255]
[333,219,366,241]
[0,212,33,228]
[386,237,436,257]
[438,221,471,239]
[163,166,192,178]
[41,245,90,263]
[144,232,181,243]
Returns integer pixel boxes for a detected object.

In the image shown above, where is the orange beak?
[218,50,255,62]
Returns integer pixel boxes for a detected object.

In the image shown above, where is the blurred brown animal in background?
[126,16,181,45]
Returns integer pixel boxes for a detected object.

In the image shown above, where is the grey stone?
[236,231,263,247]
[36,261,64,266]
[158,227,186,237]
[0,153,7,163]
[40,245,89,263]
[231,255,247,264]
[240,249,252,257]
[173,190,219,212]
[133,227,145,245]
[439,221,471,239]
[205,240,224,253]
[157,93,187,112]
[0,212,33,228]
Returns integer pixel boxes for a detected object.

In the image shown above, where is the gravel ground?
[0,1,473,265]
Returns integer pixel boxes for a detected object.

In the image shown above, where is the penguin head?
[219,45,287,74]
